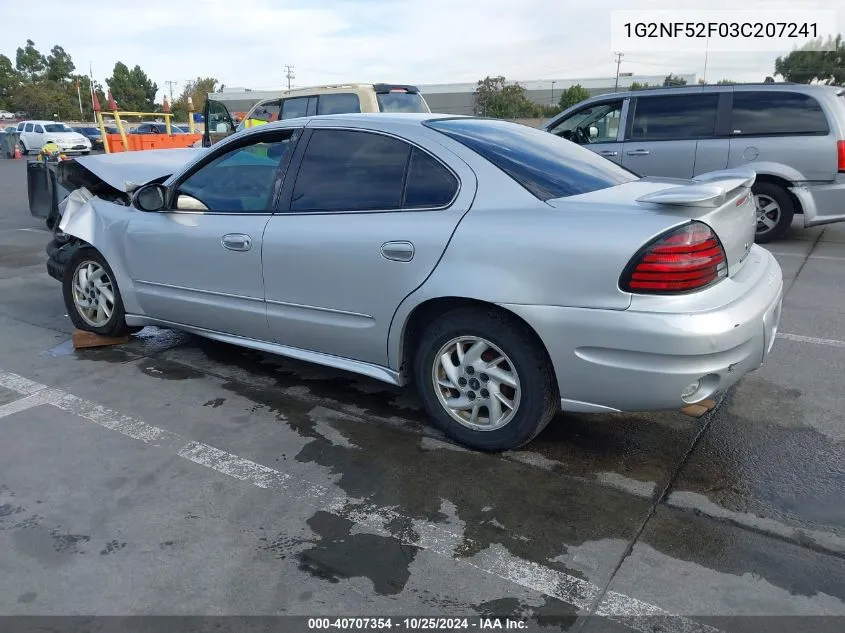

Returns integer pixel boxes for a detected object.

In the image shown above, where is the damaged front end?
[40,148,205,282]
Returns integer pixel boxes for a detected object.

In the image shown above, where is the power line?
[284,65,295,90]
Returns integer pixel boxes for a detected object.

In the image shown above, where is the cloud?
[1,0,842,101]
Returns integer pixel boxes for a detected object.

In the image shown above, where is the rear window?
[630,94,720,140]
[731,91,829,136]
[377,91,430,113]
[425,118,637,200]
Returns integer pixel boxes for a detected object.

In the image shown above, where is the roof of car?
[583,82,843,101]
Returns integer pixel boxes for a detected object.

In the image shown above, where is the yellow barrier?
[94,91,195,153]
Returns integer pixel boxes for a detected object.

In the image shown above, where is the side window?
[403,149,458,208]
[34,124,44,133]
[731,91,829,136]
[24,123,33,132]
[281,97,310,120]
[251,100,281,123]
[630,94,720,141]
[317,93,361,115]
[291,129,410,212]
[17,122,25,131]
[176,132,294,213]
[548,101,623,144]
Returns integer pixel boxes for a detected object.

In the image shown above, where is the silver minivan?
[543,83,845,242]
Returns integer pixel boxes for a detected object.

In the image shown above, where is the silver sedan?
[49,113,784,451]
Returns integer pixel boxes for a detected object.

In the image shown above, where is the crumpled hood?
[66,147,206,192]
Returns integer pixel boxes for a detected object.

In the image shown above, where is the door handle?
[221,233,252,251]
[626,149,650,156]
[598,150,619,157]
[381,241,415,262]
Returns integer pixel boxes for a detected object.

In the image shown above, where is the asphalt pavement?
[0,155,844,632]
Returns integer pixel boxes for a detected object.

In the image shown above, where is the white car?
[0,110,15,120]
[16,120,92,155]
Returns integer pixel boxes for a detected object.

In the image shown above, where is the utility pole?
[551,80,556,105]
[164,80,178,103]
[284,65,295,90]
[613,52,624,90]
[89,61,96,122]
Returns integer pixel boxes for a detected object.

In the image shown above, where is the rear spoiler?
[373,83,420,94]
[636,169,756,208]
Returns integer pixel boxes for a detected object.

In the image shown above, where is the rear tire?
[18,140,27,155]
[62,247,130,337]
[413,307,558,452]
[753,182,794,243]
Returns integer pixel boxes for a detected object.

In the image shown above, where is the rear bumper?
[501,246,784,413]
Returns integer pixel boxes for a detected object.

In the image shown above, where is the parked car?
[202,83,430,146]
[130,122,189,134]
[0,110,15,120]
[16,120,91,155]
[72,126,105,150]
[45,114,782,452]
[543,83,845,242]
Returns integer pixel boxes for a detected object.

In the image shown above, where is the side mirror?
[132,183,167,212]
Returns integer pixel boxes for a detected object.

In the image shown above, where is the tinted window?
[250,100,281,122]
[291,130,410,212]
[630,94,719,140]
[34,125,44,133]
[404,149,457,207]
[376,92,429,113]
[317,93,361,115]
[281,97,310,119]
[24,124,33,132]
[731,91,829,135]
[17,123,25,131]
[426,118,637,200]
[177,133,293,212]
[44,123,72,132]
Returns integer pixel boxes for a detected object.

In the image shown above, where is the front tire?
[414,307,558,452]
[62,247,130,337]
[18,140,28,155]
[753,182,794,243]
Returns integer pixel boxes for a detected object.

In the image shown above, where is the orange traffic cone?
[13,144,21,159]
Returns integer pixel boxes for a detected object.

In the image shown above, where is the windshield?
[377,92,430,113]
[426,118,637,200]
[79,127,100,134]
[44,124,73,133]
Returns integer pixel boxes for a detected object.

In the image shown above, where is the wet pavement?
[0,157,844,631]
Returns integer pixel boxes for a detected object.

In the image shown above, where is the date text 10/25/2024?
[307,617,528,630]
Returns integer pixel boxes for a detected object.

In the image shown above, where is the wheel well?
[399,296,558,386]
[754,174,803,214]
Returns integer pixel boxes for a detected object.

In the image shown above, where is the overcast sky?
[2,0,841,99]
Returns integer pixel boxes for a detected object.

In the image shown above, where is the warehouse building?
[418,73,698,115]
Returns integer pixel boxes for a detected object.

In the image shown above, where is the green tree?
[45,45,75,83]
[663,74,688,87]
[15,39,46,82]
[558,84,590,110]
[106,62,158,111]
[474,76,539,118]
[629,81,652,90]
[774,34,844,85]
[716,79,736,85]
[0,54,20,109]
[12,81,75,120]
[172,76,218,120]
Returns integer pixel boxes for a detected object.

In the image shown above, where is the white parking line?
[0,368,720,632]
[778,332,845,349]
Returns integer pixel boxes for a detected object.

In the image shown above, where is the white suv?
[16,120,92,155]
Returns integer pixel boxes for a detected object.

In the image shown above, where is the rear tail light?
[837,140,845,172]
[620,221,727,294]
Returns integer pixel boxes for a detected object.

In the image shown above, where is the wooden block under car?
[71,329,130,349]
[678,398,717,418]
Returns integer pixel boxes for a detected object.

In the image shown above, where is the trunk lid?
[547,168,757,276]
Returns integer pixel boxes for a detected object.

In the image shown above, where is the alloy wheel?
[754,193,781,236]
[431,336,522,432]
[71,260,116,327]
